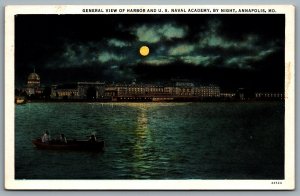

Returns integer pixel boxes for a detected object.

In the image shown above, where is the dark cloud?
[15,14,285,90]
[132,23,187,43]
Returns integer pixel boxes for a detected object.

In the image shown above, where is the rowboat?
[32,138,105,152]
[15,96,27,104]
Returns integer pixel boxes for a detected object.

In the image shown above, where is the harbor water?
[15,102,284,179]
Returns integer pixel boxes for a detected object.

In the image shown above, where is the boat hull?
[15,96,27,104]
[32,139,105,152]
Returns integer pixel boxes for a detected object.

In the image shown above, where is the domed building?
[26,69,41,95]
[27,70,40,88]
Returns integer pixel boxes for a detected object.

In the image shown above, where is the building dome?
[27,69,40,88]
[28,72,40,81]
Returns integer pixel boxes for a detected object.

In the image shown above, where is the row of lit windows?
[54,90,78,97]
[77,86,221,93]
[127,88,165,92]
[177,92,220,96]
[119,97,152,100]
[220,93,235,97]
[28,81,40,84]
[153,97,174,101]
[194,87,219,89]
[194,92,220,95]
[57,92,78,96]
[110,86,219,91]
[256,93,283,98]
[112,91,221,96]
[196,89,219,91]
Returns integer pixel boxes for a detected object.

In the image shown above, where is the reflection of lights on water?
[132,105,151,173]
[136,109,148,138]
[138,112,147,125]
[91,102,185,176]
[88,102,189,108]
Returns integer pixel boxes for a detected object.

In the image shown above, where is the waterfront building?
[104,85,118,97]
[26,69,41,95]
[115,86,127,96]
[127,84,146,95]
[162,86,174,96]
[173,81,194,96]
[51,84,79,99]
[193,85,220,98]
[77,82,105,99]
[104,81,221,99]
[51,82,105,99]
[144,84,166,96]
[19,71,283,102]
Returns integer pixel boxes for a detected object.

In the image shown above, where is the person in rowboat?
[60,133,67,144]
[41,131,50,143]
[89,134,97,142]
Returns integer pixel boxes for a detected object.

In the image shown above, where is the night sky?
[15,14,285,91]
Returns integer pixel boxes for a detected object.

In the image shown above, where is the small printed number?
[271,182,282,184]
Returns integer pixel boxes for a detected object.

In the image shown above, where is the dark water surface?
[15,102,284,179]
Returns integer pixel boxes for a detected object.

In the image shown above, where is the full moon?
[139,46,150,56]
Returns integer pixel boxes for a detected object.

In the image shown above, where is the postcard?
[5,5,295,190]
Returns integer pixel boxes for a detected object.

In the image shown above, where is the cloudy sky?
[15,14,285,90]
